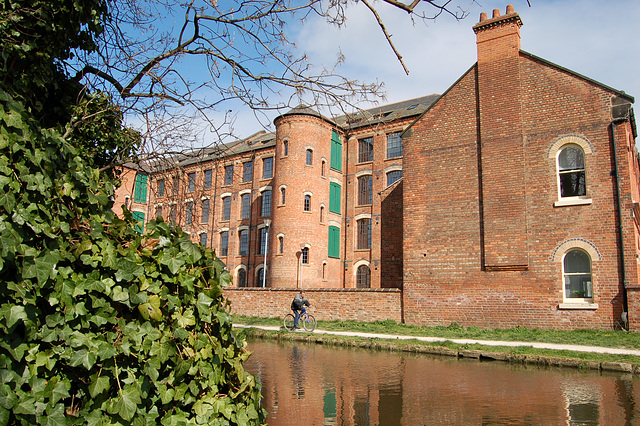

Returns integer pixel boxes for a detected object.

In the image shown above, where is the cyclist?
[291,291,310,329]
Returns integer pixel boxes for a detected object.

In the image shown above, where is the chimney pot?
[506,4,514,14]
[492,8,500,18]
[480,12,487,22]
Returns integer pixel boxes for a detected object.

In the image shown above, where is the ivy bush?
[0,90,266,424]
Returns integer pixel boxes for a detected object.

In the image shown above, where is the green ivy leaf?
[69,348,97,370]
[161,256,185,275]
[5,305,27,328]
[23,252,58,285]
[115,257,143,282]
[88,375,110,399]
[138,295,162,321]
[173,309,196,328]
[115,386,141,421]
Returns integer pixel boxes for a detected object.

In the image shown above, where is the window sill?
[386,155,403,160]
[356,161,373,166]
[558,302,598,310]
[554,197,592,207]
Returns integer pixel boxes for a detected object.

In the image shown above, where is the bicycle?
[283,309,316,332]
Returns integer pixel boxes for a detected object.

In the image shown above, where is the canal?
[244,338,640,425]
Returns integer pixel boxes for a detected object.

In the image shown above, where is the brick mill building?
[115,5,640,330]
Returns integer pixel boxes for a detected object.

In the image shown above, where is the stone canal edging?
[238,326,640,376]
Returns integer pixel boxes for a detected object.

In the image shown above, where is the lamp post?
[261,219,271,288]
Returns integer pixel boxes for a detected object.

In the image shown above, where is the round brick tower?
[270,107,344,288]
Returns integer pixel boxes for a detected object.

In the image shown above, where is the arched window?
[386,170,403,186]
[281,187,286,205]
[563,249,592,300]
[320,206,325,223]
[301,247,309,264]
[358,175,373,205]
[356,218,372,250]
[239,229,248,256]
[356,265,371,288]
[558,145,586,198]
[241,193,251,219]
[321,160,326,177]
[257,267,267,287]
[283,140,289,156]
[304,194,311,212]
[278,235,284,254]
[237,269,246,287]
[306,149,313,165]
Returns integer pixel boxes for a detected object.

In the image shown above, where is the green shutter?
[330,130,342,171]
[132,211,145,233]
[133,174,148,203]
[328,226,340,258]
[329,182,341,214]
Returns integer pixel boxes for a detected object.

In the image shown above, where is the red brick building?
[114,5,639,330]
[402,5,638,330]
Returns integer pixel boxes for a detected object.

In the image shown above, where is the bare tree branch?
[64,0,472,162]
[361,0,410,75]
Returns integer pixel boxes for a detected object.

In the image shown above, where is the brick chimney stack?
[473,5,528,269]
[473,4,523,63]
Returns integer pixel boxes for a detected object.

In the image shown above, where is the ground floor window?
[257,267,267,287]
[563,249,592,300]
[237,268,246,287]
[356,265,370,288]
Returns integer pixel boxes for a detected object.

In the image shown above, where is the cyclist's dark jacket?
[291,294,310,311]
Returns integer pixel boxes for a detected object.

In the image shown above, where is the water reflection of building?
[245,340,640,425]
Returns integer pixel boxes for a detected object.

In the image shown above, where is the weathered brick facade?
[115,5,639,330]
[402,5,639,330]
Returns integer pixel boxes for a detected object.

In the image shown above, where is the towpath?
[234,324,640,357]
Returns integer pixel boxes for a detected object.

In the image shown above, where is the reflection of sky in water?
[244,339,640,425]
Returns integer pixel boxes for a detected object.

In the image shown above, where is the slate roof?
[333,94,441,130]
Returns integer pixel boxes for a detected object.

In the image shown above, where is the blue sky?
[222,0,638,140]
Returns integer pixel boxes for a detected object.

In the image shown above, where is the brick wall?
[223,287,402,323]
[380,180,403,288]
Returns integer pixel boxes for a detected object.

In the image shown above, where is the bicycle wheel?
[303,314,316,332]
[283,314,295,331]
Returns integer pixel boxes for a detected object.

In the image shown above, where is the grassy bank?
[232,315,640,368]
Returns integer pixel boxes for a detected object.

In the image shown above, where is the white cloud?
[297,0,640,108]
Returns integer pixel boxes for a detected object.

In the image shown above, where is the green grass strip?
[232,315,640,366]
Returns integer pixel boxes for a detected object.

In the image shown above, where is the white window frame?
[548,135,593,207]
[553,239,600,310]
